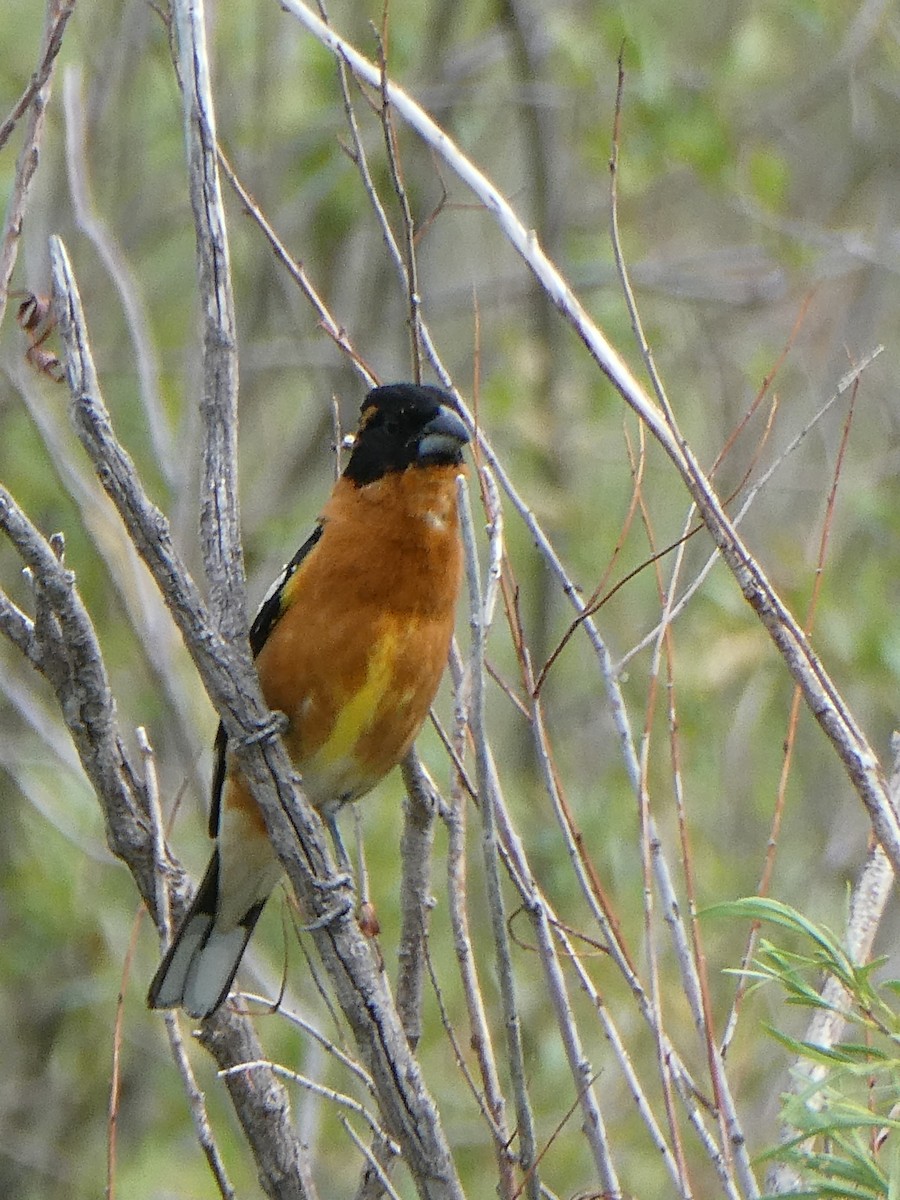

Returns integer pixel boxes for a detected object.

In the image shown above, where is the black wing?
[247,525,324,657]
[208,524,325,837]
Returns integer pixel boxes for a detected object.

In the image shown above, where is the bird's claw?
[310,870,353,892]
[301,893,353,932]
[240,710,289,747]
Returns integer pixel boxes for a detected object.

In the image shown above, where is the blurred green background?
[2,0,899,1196]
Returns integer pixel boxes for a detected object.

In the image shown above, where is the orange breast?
[248,464,463,813]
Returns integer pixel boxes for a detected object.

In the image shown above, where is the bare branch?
[143,726,238,1200]
[443,652,515,1198]
[396,749,438,1050]
[456,475,540,1200]
[219,1060,395,1152]
[172,0,245,634]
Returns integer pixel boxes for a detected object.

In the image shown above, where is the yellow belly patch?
[304,627,402,796]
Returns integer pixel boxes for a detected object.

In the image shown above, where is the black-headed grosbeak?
[148,383,469,1018]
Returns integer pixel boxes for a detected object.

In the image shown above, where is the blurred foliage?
[2,0,900,1197]
[712,897,900,1198]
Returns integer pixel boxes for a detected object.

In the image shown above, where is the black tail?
[147,852,266,1019]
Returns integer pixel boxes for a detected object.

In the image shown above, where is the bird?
[148,382,469,1019]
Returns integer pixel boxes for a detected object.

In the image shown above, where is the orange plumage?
[148,384,468,1018]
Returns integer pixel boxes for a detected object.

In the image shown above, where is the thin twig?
[443,651,515,1199]
[422,913,514,1154]
[457,475,541,1200]
[375,26,422,380]
[634,639,694,1195]
[219,1060,397,1150]
[0,592,40,665]
[236,991,377,1095]
[216,146,376,387]
[615,346,883,675]
[524,682,662,1196]
[0,0,73,153]
[331,32,411,346]
[723,367,863,1054]
[342,1117,404,1200]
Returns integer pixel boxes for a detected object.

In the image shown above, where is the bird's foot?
[240,711,289,746]
[301,893,354,932]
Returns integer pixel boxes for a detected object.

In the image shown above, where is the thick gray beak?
[416,405,470,464]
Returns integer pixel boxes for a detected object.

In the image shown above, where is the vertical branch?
[396,750,438,1050]
[444,654,515,1199]
[353,750,439,1199]
[524,699,688,1193]
[172,0,245,635]
[622,440,700,1193]
[456,475,540,1200]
